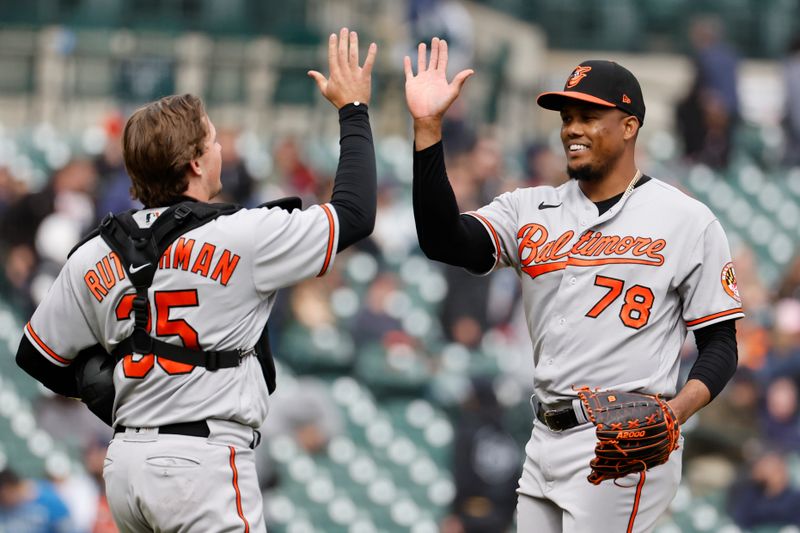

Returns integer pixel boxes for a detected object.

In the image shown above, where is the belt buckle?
[543,410,564,432]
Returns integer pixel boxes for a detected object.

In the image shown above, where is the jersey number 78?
[585,275,654,329]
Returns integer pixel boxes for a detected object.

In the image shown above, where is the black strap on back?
[98,201,245,371]
[70,197,302,391]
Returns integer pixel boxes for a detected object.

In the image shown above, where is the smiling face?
[559,102,639,182]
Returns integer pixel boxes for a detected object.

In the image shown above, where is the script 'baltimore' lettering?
[516,223,667,279]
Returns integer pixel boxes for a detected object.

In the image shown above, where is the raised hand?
[404,37,474,121]
[308,27,377,109]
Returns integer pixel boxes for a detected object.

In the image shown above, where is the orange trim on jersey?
[25,322,70,365]
[566,256,664,267]
[466,212,501,269]
[229,446,250,533]
[521,256,663,280]
[521,260,570,278]
[686,307,744,327]
[626,471,646,533]
[317,204,335,277]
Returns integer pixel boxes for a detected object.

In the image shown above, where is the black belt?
[536,403,585,431]
[115,420,210,438]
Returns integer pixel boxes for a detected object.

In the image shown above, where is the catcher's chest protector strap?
[70,198,301,391]
[98,202,246,371]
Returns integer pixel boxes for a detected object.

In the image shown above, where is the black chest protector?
[71,198,301,394]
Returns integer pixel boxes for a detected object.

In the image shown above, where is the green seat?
[278,322,355,375]
[0,30,36,95]
[355,344,430,398]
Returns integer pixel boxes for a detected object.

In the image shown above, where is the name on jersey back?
[83,237,241,302]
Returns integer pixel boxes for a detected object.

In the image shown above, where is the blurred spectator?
[676,16,740,169]
[468,136,505,205]
[439,133,506,347]
[731,245,770,322]
[778,254,800,301]
[0,159,97,252]
[215,128,256,206]
[0,166,27,215]
[759,298,800,382]
[277,275,355,373]
[34,394,112,459]
[272,136,319,202]
[522,143,567,188]
[55,439,117,533]
[0,467,74,533]
[728,450,800,528]
[689,16,740,118]
[371,184,418,259]
[759,376,800,451]
[285,278,337,330]
[0,159,97,313]
[446,133,504,209]
[93,111,139,217]
[0,243,37,315]
[444,376,520,533]
[407,0,475,75]
[784,34,800,167]
[685,368,761,465]
[352,271,408,349]
[259,377,343,455]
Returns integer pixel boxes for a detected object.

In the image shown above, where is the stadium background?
[0,0,799,531]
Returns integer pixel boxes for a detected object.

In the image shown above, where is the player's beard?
[567,152,620,182]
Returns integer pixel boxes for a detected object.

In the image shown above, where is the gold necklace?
[620,169,642,204]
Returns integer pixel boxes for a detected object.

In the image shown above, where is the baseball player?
[405,38,743,532]
[16,27,377,532]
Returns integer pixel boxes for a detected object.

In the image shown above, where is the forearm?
[669,319,739,423]
[413,141,494,272]
[668,378,711,425]
[330,103,377,251]
[414,117,443,151]
[16,335,79,397]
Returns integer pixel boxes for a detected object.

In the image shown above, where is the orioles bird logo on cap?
[566,66,592,88]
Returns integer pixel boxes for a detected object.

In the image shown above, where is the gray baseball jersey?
[24,203,339,429]
[467,175,743,405]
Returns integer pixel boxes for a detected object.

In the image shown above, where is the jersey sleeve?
[25,260,99,367]
[465,190,520,273]
[678,219,745,330]
[251,203,340,293]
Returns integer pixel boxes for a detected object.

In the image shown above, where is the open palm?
[308,28,377,109]
[404,38,474,121]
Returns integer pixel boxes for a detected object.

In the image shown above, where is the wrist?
[414,117,443,151]
[666,400,683,424]
[339,102,368,115]
[337,99,368,109]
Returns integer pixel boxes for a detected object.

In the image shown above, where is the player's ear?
[622,115,639,141]
[188,158,203,177]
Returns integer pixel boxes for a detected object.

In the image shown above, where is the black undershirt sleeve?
[16,335,79,398]
[688,318,739,400]
[330,103,377,252]
[413,141,495,272]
